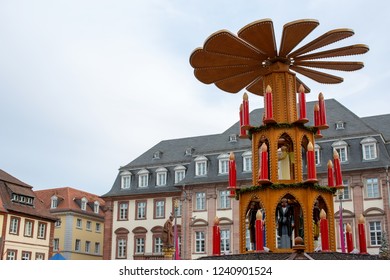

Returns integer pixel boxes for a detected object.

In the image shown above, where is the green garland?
[235,182,336,199]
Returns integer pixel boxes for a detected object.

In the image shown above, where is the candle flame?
[266,85,272,94]
[319,92,324,100]
[320,209,327,219]
[314,103,319,111]
[256,209,263,220]
[229,151,235,160]
[327,160,333,168]
[261,143,267,152]
[346,223,352,233]
[214,216,220,225]
[358,214,365,224]
[239,104,243,111]
[243,92,248,100]
[333,150,340,159]
[307,141,314,151]
[299,84,305,93]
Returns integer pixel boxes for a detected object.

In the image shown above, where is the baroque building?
[102,99,390,259]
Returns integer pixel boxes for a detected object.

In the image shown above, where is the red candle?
[320,209,330,251]
[306,142,316,180]
[242,92,250,129]
[318,92,328,127]
[298,84,307,121]
[255,210,264,251]
[265,85,273,121]
[239,104,247,138]
[228,152,236,197]
[314,103,320,127]
[327,160,335,187]
[333,150,343,187]
[346,223,354,253]
[213,217,221,255]
[358,214,368,254]
[258,143,269,182]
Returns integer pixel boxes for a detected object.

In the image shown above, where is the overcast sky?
[0,0,388,196]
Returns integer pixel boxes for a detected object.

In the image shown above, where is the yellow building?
[35,187,105,260]
[0,169,57,260]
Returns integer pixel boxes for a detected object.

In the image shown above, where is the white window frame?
[195,192,206,211]
[154,237,163,253]
[195,231,205,253]
[51,195,58,209]
[220,229,231,254]
[94,201,100,214]
[24,220,33,237]
[195,156,208,176]
[86,221,92,231]
[76,218,82,228]
[218,154,229,174]
[81,197,88,211]
[117,239,126,258]
[174,165,186,183]
[314,144,321,165]
[366,178,380,198]
[137,201,146,219]
[95,242,101,254]
[85,241,91,253]
[361,137,378,160]
[369,221,382,246]
[332,141,348,162]
[242,151,252,172]
[119,202,128,220]
[121,171,132,189]
[155,200,165,218]
[336,121,345,130]
[10,217,19,234]
[135,238,145,254]
[156,167,167,186]
[219,190,231,209]
[37,222,46,239]
[75,239,81,251]
[138,169,149,188]
[53,238,60,251]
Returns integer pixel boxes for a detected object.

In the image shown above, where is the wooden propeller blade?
[294,44,369,61]
[194,65,262,84]
[295,77,311,93]
[279,19,319,57]
[190,48,260,68]
[291,65,344,84]
[296,61,364,71]
[214,68,268,93]
[246,76,265,96]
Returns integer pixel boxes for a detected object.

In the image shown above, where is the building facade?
[102,99,390,259]
[0,169,57,260]
[35,187,105,260]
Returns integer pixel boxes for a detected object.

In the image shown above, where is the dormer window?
[185,147,194,156]
[217,153,229,174]
[120,171,132,189]
[361,137,378,160]
[174,165,186,183]
[94,201,100,214]
[81,197,88,211]
[332,140,348,162]
[314,144,321,165]
[242,151,252,172]
[229,134,237,142]
[51,195,58,209]
[195,155,208,176]
[153,151,162,159]
[137,169,149,188]
[335,121,345,130]
[156,167,168,186]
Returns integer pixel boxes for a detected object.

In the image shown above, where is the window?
[117,239,126,258]
[118,202,129,220]
[53,238,60,251]
[75,239,81,251]
[9,216,20,235]
[156,167,167,186]
[314,144,321,165]
[81,197,88,211]
[24,220,34,237]
[35,253,45,260]
[136,201,146,219]
[154,237,163,253]
[86,221,92,231]
[174,165,186,184]
[135,238,145,254]
[361,137,378,160]
[369,221,382,246]
[332,141,348,162]
[51,196,58,209]
[6,250,17,260]
[366,178,380,198]
[154,200,165,219]
[195,156,208,176]
[94,201,100,214]
[195,192,206,210]
[242,151,252,172]
[95,242,101,254]
[221,229,231,254]
[96,223,101,232]
[195,231,205,253]
[219,190,231,209]
[185,147,194,156]
[76,218,82,228]
[174,199,182,217]
[337,180,350,200]
[153,151,161,159]
[85,241,91,253]
[37,222,47,239]
[121,171,132,189]
[21,251,31,260]
[218,154,229,174]
[55,219,61,227]
[229,134,237,142]
[138,169,149,188]
[335,121,345,130]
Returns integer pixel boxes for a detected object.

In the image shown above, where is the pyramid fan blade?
[295,77,311,93]
[296,61,364,71]
[203,30,265,60]
[291,65,343,84]
[190,49,260,68]
[295,44,369,61]
[215,68,268,93]
[288,28,354,58]
[246,77,265,96]
[279,19,319,57]
[194,65,261,84]
[238,19,277,57]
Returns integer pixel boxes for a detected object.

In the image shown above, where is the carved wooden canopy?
[189,19,369,95]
